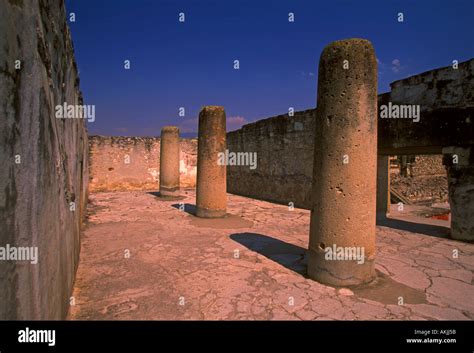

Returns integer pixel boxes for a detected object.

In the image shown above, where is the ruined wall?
[89,136,197,192]
[389,60,474,110]
[227,110,315,208]
[0,1,88,319]
[378,59,474,155]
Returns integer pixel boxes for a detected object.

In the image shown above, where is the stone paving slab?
[69,190,474,320]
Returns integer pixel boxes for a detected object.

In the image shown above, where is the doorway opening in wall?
[389,154,450,225]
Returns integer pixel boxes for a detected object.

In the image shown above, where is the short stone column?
[376,155,391,219]
[196,106,227,218]
[159,126,180,197]
[308,39,378,286]
[443,146,474,241]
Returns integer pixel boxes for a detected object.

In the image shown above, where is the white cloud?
[391,59,401,73]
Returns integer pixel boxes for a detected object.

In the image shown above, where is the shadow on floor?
[171,206,254,229]
[230,232,308,277]
[148,191,186,201]
[352,270,427,305]
[377,216,450,239]
[171,203,196,215]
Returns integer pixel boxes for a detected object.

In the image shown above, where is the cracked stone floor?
[69,190,474,320]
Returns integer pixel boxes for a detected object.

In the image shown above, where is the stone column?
[376,155,391,219]
[443,146,474,241]
[308,39,378,286]
[196,106,227,218]
[159,126,180,197]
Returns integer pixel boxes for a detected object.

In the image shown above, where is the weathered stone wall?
[227,109,315,208]
[389,60,474,110]
[0,0,88,319]
[89,136,197,192]
[378,59,474,155]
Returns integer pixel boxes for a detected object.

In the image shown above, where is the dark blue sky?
[65,0,474,137]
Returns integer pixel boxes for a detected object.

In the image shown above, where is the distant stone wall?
[411,155,446,177]
[0,0,88,319]
[227,109,315,208]
[89,136,197,192]
[391,155,448,205]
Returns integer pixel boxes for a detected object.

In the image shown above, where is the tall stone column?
[159,126,180,197]
[376,155,391,219]
[443,146,474,241]
[308,39,378,286]
[196,106,227,218]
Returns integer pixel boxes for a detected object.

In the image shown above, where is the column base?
[195,206,226,218]
[159,186,180,197]
[307,248,376,286]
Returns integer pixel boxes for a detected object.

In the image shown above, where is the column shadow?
[171,203,196,216]
[230,233,308,277]
[376,217,450,239]
[148,191,186,201]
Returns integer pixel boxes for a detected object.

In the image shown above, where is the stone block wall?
[378,59,474,155]
[389,59,474,111]
[0,0,88,319]
[226,109,316,209]
[89,136,197,192]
